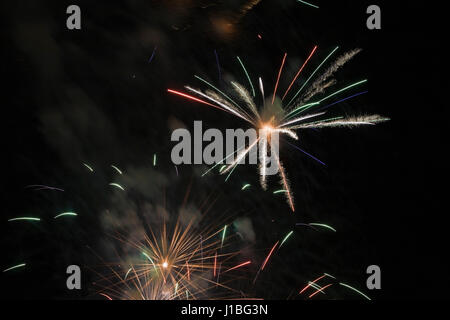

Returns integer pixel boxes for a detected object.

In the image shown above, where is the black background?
[1,0,447,300]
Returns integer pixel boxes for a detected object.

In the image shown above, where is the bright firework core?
[261,123,275,132]
[162,261,168,269]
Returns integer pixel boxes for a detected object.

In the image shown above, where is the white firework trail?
[258,130,268,190]
[289,115,389,129]
[230,81,260,121]
[300,48,362,104]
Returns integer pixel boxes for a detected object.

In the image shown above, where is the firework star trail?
[148,46,157,63]
[297,1,320,9]
[214,49,222,82]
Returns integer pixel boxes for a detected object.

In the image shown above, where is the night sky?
[2,1,447,300]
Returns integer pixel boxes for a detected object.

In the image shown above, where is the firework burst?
[168,46,389,212]
[93,211,251,300]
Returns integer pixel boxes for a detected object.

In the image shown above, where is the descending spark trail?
[111,165,123,175]
[168,45,389,211]
[26,184,64,192]
[274,153,295,212]
[8,217,40,222]
[309,223,336,232]
[339,282,371,300]
[99,293,113,300]
[297,0,319,9]
[83,163,94,172]
[241,184,251,190]
[109,183,125,191]
[54,212,78,219]
[3,263,26,273]
[253,241,279,284]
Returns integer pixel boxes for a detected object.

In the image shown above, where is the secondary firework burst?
[168,45,389,212]
[93,213,251,300]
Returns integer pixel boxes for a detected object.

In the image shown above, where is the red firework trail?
[213,251,217,277]
[167,89,225,112]
[282,45,318,100]
[253,241,279,284]
[272,52,287,105]
[299,274,326,294]
[261,241,279,270]
[99,293,113,300]
[224,260,251,273]
[309,283,333,298]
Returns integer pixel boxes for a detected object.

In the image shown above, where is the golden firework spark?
[93,213,251,300]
